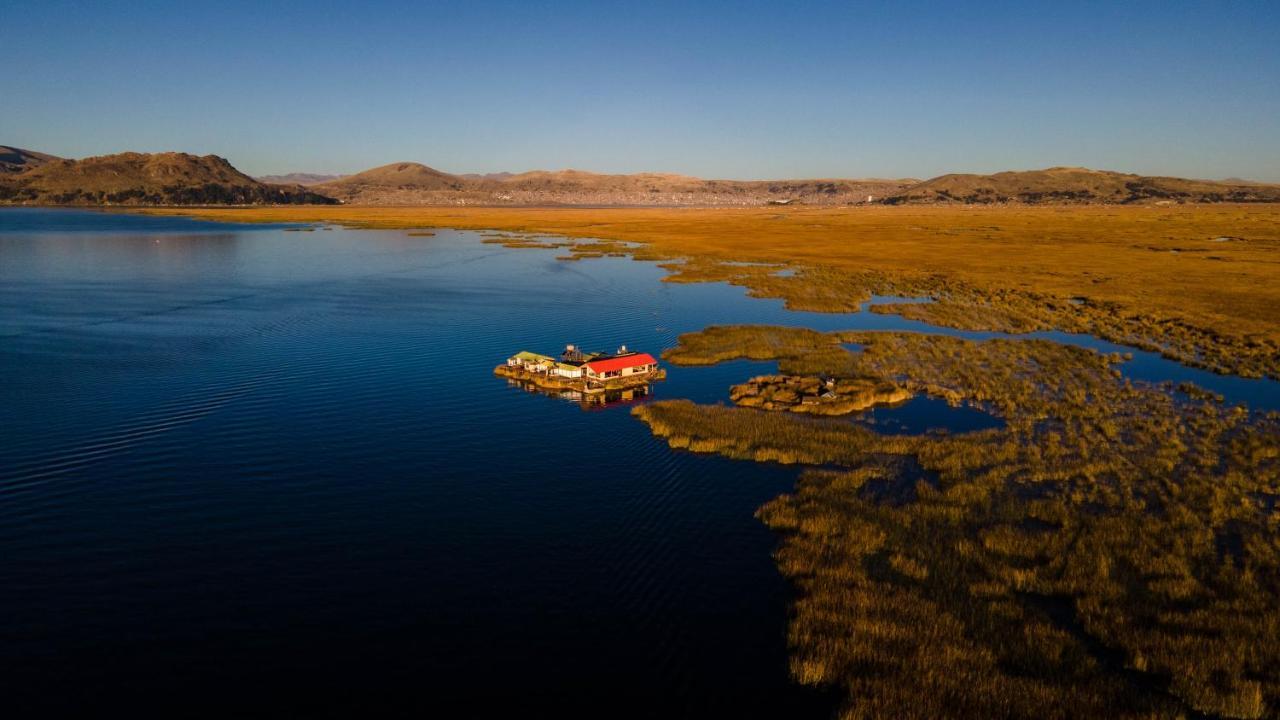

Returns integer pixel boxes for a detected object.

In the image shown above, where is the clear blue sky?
[4,0,1278,180]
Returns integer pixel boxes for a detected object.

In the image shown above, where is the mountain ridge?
[310,162,1280,206]
[4,146,1278,207]
[884,166,1280,205]
[313,162,914,205]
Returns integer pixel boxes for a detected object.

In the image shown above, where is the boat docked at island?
[497,343,664,395]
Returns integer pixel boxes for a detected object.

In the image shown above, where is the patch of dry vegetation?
[138,205,1280,378]
[635,326,1280,719]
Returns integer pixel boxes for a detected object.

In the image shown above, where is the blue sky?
[3,0,1278,180]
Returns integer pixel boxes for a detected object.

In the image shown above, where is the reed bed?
[636,326,1280,719]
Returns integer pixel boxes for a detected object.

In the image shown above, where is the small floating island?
[730,375,911,415]
[496,343,665,394]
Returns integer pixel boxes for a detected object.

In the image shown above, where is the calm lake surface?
[2,209,1275,715]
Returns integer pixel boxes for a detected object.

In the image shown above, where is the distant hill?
[0,145,60,174]
[315,163,913,206]
[5,147,1278,207]
[257,172,346,186]
[883,167,1280,205]
[268,161,1280,206]
[312,162,468,202]
[0,152,337,206]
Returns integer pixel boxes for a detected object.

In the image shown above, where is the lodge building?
[504,344,661,388]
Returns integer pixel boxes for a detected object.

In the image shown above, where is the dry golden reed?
[636,326,1280,719]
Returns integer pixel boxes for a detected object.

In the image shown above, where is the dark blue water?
[2,209,1274,716]
[1,210,851,717]
[855,396,1004,435]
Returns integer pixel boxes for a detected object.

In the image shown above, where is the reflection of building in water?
[497,342,664,400]
[504,377,652,410]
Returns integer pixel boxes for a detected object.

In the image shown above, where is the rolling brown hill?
[0,152,336,206]
[310,162,1280,207]
[6,146,1278,207]
[0,146,60,174]
[312,162,469,203]
[884,166,1280,205]
[315,163,913,206]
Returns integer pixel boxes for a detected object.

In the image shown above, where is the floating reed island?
[731,374,912,416]
[496,343,665,394]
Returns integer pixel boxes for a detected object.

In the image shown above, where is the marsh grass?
[636,326,1280,718]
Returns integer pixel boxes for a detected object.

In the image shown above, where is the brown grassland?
[142,204,1280,378]
[638,326,1280,719]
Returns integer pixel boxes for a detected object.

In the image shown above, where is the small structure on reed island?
[497,343,664,393]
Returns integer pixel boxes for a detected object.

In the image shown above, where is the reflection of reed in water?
[504,378,653,410]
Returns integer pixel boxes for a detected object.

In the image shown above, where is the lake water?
[2,209,1275,716]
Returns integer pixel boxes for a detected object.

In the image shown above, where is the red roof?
[583,353,657,373]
